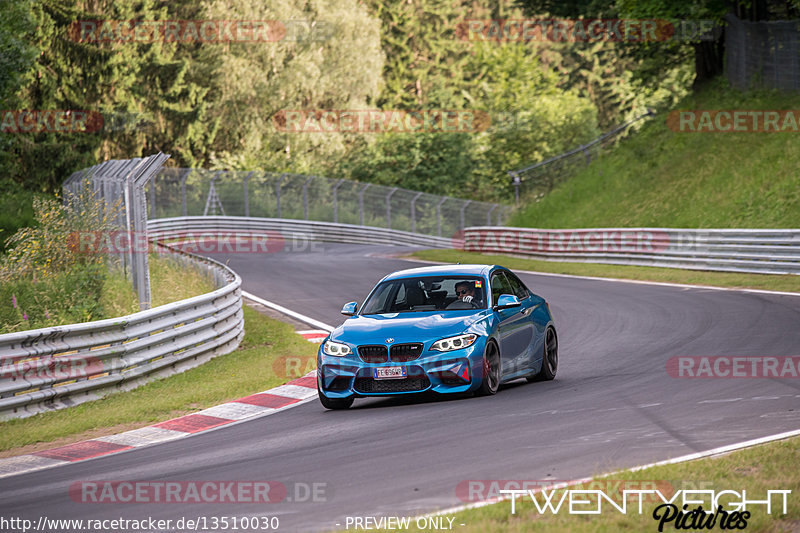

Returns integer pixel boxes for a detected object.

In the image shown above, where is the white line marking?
[243,291,335,331]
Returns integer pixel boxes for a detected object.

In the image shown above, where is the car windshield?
[360,276,487,314]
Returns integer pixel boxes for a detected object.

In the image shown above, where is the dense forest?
[0,0,796,204]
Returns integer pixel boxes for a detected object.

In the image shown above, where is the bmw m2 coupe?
[317,264,557,409]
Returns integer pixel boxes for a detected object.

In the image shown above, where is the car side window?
[490,272,513,305]
[505,271,529,300]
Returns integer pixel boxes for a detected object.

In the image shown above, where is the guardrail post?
[302,176,314,220]
[243,171,254,217]
[410,192,422,233]
[359,183,371,226]
[275,173,287,218]
[386,187,398,229]
[332,179,344,223]
[460,200,472,230]
[436,197,447,237]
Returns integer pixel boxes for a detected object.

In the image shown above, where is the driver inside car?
[446,280,482,309]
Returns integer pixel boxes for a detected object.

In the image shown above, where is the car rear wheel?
[528,327,557,382]
[318,390,354,410]
[476,341,500,396]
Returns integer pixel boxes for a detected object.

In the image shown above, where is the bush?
[0,190,118,333]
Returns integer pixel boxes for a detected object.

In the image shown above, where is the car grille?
[389,343,424,362]
[353,376,430,394]
[358,345,388,363]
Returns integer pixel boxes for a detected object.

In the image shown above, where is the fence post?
[359,183,371,226]
[275,173,287,218]
[436,197,447,237]
[332,179,344,223]
[385,187,398,229]
[460,200,471,230]
[303,176,314,220]
[410,192,422,233]
[180,169,191,217]
[243,171,253,217]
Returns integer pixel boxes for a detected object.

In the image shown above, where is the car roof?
[381,264,498,281]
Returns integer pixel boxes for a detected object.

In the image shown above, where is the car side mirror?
[493,294,520,311]
[341,301,358,316]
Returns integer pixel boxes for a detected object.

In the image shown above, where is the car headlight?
[323,340,352,356]
[430,334,478,352]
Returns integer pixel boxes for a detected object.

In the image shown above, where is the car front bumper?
[317,338,488,398]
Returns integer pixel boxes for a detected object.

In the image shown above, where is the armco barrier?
[464,227,800,275]
[0,244,243,420]
[147,216,455,248]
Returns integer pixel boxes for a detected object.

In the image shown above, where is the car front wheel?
[476,341,500,396]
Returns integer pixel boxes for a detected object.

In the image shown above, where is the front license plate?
[373,366,407,380]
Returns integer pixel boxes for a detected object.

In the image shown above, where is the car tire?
[318,390,354,410]
[476,341,500,396]
[528,327,557,382]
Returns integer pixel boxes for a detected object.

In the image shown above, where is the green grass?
[409,249,800,293]
[511,79,800,229]
[394,436,800,532]
[0,305,317,453]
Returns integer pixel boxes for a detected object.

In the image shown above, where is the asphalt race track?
[2,242,799,532]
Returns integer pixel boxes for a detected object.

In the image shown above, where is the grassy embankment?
[413,81,800,293]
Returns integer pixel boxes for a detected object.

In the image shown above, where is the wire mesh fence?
[62,153,171,311]
[507,111,654,203]
[726,13,800,91]
[148,169,511,239]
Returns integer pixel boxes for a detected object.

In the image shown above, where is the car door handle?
[520,307,532,316]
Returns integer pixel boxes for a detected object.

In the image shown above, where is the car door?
[490,270,534,378]
[504,270,540,369]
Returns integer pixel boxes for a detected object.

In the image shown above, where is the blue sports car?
[317,264,558,409]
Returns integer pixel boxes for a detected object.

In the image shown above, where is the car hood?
[330,310,492,345]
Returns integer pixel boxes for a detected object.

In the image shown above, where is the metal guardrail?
[0,244,243,421]
[464,227,800,275]
[148,216,456,248]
